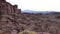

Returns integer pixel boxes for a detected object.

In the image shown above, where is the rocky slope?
[0,13,60,34]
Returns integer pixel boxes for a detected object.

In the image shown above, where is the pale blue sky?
[6,0,60,11]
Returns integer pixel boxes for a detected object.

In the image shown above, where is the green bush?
[18,29,37,34]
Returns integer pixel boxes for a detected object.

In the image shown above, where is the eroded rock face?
[0,0,21,15]
[0,0,6,2]
[0,0,21,34]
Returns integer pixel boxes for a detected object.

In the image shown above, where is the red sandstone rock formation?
[0,0,21,15]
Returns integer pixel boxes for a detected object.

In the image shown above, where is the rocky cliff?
[0,0,21,15]
[0,0,60,34]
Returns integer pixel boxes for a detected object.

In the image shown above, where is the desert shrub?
[18,29,37,34]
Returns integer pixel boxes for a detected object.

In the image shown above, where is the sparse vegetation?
[18,29,37,34]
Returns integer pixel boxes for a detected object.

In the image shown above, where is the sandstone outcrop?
[0,0,21,15]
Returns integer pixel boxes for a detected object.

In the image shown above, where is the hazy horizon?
[6,0,60,12]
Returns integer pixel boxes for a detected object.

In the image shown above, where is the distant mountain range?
[21,9,60,14]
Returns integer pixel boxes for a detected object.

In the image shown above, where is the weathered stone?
[0,0,6,2]
[11,30,17,34]
[37,32,50,34]
[0,30,4,34]
[0,0,21,15]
